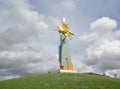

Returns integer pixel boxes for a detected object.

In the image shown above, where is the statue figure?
[57,18,74,39]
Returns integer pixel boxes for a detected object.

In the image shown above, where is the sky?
[0,0,120,80]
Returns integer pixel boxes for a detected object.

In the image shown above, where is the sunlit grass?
[0,73,120,89]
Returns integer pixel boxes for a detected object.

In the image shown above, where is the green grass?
[0,73,120,89]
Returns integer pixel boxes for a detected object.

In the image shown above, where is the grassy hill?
[0,73,120,89]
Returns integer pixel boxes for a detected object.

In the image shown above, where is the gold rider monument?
[57,18,78,73]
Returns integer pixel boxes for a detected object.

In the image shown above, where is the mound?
[0,73,120,89]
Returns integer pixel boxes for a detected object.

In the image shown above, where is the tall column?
[57,18,77,73]
[59,34,73,70]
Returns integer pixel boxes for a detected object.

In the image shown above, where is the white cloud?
[86,39,120,69]
[0,0,49,49]
[0,49,59,76]
[0,0,48,51]
[0,0,58,80]
[91,17,117,32]
[79,17,120,76]
[79,32,97,46]
[0,0,48,37]
[79,17,117,46]
[72,56,94,73]
[75,61,94,73]
[106,69,120,78]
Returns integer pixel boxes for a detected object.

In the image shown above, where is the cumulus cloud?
[0,0,49,51]
[0,49,59,76]
[0,0,60,80]
[73,57,94,73]
[106,69,120,78]
[79,17,120,76]
[79,17,117,46]
[90,17,117,32]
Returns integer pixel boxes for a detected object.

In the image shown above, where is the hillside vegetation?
[0,73,120,89]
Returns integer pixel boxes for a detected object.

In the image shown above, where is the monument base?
[59,69,78,73]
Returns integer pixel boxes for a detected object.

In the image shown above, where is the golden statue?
[57,17,74,39]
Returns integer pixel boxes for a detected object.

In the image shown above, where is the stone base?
[59,69,78,73]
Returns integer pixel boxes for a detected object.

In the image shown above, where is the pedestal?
[59,69,78,73]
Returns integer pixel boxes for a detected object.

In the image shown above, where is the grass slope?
[0,73,120,89]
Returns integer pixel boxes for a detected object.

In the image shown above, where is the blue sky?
[29,0,120,28]
[0,0,120,80]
